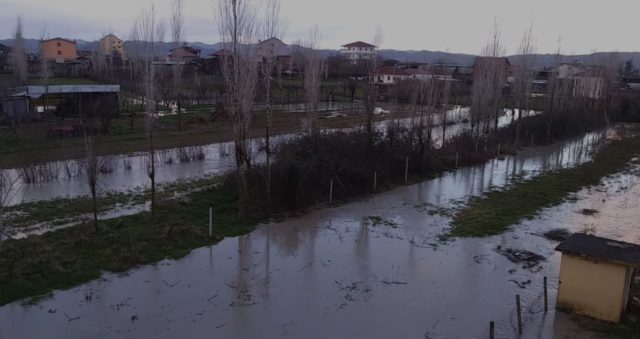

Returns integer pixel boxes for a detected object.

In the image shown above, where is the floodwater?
[4,106,530,207]
[0,128,630,339]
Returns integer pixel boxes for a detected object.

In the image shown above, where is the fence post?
[329,180,334,204]
[544,276,548,312]
[455,152,459,168]
[530,135,534,147]
[516,294,523,335]
[489,321,495,339]
[497,143,501,156]
[404,157,409,183]
[373,172,377,192]
[208,207,213,237]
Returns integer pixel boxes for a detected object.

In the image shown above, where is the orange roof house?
[41,38,78,62]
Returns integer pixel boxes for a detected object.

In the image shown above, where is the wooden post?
[497,143,501,155]
[544,276,548,312]
[208,207,213,237]
[530,135,534,147]
[455,152,459,168]
[329,180,334,204]
[516,294,523,334]
[489,321,495,339]
[404,157,409,183]
[373,172,377,192]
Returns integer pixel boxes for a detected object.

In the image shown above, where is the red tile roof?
[342,41,376,48]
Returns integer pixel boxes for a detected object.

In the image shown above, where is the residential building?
[557,62,584,79]
[571,67,607,99]
[256,37,290,60]
[167,44,201,63]
[374,66,409,85]
[472,57,511,83]
[99,34,125,60]
[556,234,640,323]
[0,43,10,71]
[340,41,377,64]
[41,37,77,62]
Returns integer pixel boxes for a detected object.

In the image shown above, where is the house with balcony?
[99,34,126,61]
[340,41,377,64]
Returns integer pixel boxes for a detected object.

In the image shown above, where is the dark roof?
[342,41,376,48]
[375,66,409,76]
[556,233,640,268]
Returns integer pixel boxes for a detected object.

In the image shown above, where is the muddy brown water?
[2,127,634,338]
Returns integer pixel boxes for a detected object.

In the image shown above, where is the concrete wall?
[557,254,629,322]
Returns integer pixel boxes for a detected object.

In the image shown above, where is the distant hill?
[1,38,638,68]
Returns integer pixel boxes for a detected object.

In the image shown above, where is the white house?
[374,66,409,85]
[340,41,377,64]
[558,63,584,79]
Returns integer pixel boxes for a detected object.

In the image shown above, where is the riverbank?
[450,128,640,237]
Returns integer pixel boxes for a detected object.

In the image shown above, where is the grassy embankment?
[450,131,640,237]
[0,179,254,306]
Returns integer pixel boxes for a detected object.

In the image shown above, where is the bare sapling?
[217,0,260,218]
[302,25,324,137]
[131,5,165,220]
[260,0,287,216]
[171,0,185,130]
[363,27,383,146]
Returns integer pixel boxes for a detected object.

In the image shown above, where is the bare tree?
[0,169,20,252]
[131,5,165,220]
[84,130,99,231]
[471,20,506,142]
[260,0,286,215]
[39,26,51,118]
[217,0,260,217]
[12,16,27,85]
[511,23,537,145]
[171,0,185,130]
[363,27,383,146]
[302,25,324,136]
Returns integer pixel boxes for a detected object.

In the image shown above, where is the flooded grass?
[0,185,254,306]
[449,132,640,237]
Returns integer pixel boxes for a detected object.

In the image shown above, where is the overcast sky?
[1,0,636,54]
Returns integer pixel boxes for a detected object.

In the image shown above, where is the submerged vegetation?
[0,185,253,306]
[450,130,640,237]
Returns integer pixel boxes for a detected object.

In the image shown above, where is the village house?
[374,66,409,85]
[99,34,126,60]
[166,44,202,64]
[0,43,10,72]
[472,56,511,83]
[557,62,584,79]
[40,37,77,62]
[556,233,640,323]
[256,37,290,60]
[340,41,377,64]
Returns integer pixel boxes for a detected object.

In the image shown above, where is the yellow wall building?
[556,234,639,323]
[99,34,125,60]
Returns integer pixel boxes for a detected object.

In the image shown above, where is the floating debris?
[495,246,546,270]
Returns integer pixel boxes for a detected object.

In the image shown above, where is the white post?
[208,207,212,237]
[404,157,409,183]
[455,152,459,168]
[373,172,377,192]
[329,180,334,204]
[497,143,501,155]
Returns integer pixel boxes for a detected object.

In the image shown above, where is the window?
[387,76,390,81]
[57,42,61,47]
[57,51,62,55]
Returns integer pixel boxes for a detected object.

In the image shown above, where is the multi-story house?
[41,37,77,63]
[340,41,377,64]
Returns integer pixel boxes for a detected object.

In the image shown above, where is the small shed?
[555,233,640,323]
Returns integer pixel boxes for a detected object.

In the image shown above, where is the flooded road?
[0,128,630,339]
